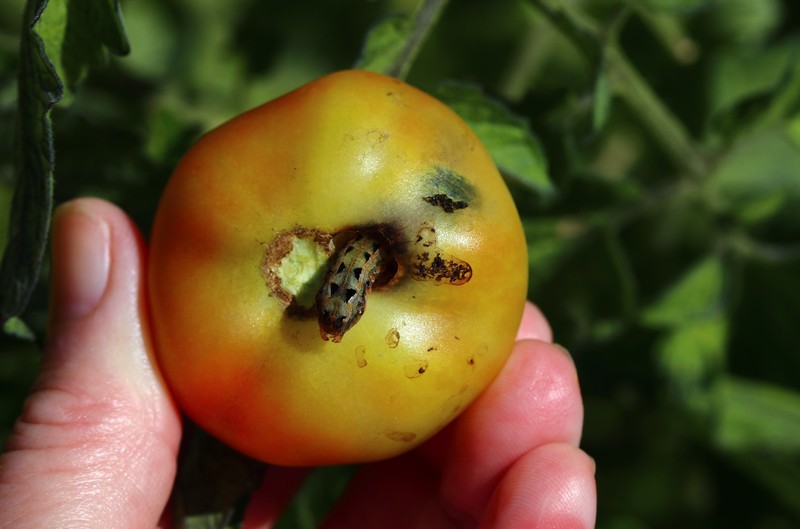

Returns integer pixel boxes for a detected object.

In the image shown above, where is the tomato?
[148,70,528,466]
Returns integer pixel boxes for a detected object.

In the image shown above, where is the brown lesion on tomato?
[422,193,468,213]
[412,251,472,285]
[409,221,472,286]
[422,166,476,211]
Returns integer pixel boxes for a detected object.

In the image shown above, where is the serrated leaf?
[433,82,553,196]
[712,376,800,452]
[640,257,725,327]
[0,0,129,327]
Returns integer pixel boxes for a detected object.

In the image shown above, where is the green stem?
[528,0,707,177]
[389,0,449,80]
[606,46,707,177]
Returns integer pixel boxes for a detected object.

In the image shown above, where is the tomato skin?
[148,70,528,466]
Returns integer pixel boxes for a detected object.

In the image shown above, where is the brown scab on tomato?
[412,251,472,285]
[422,193,468,213]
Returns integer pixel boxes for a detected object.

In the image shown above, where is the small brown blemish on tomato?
[355,345,367,368]
[405,360,428,379]
[467,355,476,367]
[385,430,417,442]
[385,328,400,348]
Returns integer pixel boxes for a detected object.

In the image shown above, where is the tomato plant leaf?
[36,0,130,102]
[711,375,800,452]
[592,66,612,133]
[707,40,799,127]
[0,0,63,327]
[0,0,129,328]
[656,315,727,400]
[354,0,447,80]
[708,124,800,227]
[2,316,36,342]
[640,257,726,328]
[433,82,554,197]
[173,424,265,529]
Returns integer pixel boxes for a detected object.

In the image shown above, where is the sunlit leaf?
[641,257,725,327]
[656,314,727,397]
[2,316,35,342]
[434,82,553,196]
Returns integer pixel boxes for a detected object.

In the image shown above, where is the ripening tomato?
[148,70,528,466]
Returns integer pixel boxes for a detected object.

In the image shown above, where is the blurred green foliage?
[2,0,800,527]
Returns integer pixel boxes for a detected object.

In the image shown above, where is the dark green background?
[2,0,800,527]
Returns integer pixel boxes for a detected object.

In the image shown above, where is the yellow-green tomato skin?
[148,70,528,466]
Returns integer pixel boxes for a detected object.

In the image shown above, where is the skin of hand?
[0,198,596,529]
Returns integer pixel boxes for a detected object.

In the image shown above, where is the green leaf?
[0,0,129,327]
[592,66,612,133]
[354,0,447,80]
[37,0,130,101]
[656,315,727,396]
[355,14,414,77]
[275,466,355,529]
[2,316,36,342]
[711,376,800,452]
[708,125,800,226]
[434,82,553,196]
[707,40,798,123]
[640,257,725,327]
[173,424,265,529]
[0,0,62,326]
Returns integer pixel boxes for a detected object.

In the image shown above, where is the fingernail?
[49,202,110,323]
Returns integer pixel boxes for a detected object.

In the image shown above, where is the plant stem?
[606,45,707,177]
[389,0,449,80]
[528,0,707,177]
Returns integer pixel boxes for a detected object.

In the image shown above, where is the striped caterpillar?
[316,233,388,343]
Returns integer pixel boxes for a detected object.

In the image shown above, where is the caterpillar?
[316,233,388,343]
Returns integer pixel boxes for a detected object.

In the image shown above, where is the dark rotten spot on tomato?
[423,193,468,213]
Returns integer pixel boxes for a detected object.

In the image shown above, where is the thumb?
[0,198,181,529]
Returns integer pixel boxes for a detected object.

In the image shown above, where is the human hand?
[0,198,596,528]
